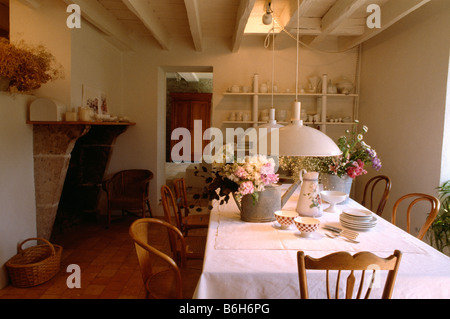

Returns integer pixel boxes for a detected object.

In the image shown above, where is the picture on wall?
[82,84,108,115]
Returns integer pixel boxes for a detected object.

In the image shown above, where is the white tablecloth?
[193,188,450,299]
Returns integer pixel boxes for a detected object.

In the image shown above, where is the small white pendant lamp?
[278,0,340,158]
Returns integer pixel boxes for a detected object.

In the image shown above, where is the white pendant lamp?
[278,0,341,158]
[278,102,341,156]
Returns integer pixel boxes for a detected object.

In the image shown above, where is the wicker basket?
[6,238,63,288]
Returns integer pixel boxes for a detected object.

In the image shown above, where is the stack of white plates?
[339,209,377,231]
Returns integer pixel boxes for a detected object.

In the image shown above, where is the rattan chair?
[173,178,210,235]
[161,185,205,261]
[129,218,202,299]
[297,250,402,299]
[102,169,153,228]
[391,193,440,240]
[361,175,391,216]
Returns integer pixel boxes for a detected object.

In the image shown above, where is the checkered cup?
[274,210,299,229]
[294,217,320,237]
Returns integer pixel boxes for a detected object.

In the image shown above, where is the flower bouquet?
[326,121,381,178]
[194,152,279,207]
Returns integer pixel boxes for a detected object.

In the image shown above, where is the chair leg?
[146,200,153,218]
[106,208,111,229]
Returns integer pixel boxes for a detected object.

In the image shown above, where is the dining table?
[193,185,450,299]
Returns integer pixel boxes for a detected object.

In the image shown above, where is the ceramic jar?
[296,170,323,217]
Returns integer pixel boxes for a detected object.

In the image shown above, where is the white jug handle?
[299,169,307,183]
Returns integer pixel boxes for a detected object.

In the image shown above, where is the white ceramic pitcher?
[296,169,323,217]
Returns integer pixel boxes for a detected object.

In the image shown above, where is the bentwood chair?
[161,185,205,261]
[297,250,402,299]
[173,178,210,235]
[361,175,391,216]
[102,169,153,228]
[391,193,440,240]
[129,218,202,299]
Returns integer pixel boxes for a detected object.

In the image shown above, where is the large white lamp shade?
[278,102,341,157]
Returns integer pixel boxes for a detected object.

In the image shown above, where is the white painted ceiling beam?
[64,0,134,51]
[339,0,431,51]
[231,0,256,53]
[285,0,316,28]
[184,0,203,52]
[308,0,366,46]
[18,0,41,9]
[122,0,171,51]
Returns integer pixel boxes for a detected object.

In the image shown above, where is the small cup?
[294,217,320,237]
[231,85,240,93]
[275,210,298,229]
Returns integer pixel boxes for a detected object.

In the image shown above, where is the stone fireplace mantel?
[27,121,135,240]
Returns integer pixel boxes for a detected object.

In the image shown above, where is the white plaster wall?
[9,0,71,108]
[356,0,450,239]
[70,21,124,116]
[108,34,359,216]
[0,93,36,288]
[0,0,72,289]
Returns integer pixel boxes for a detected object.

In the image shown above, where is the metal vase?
[235,185,281,223]
[321,174,353,203]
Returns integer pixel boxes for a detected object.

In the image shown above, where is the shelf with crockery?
[222,74,359,133]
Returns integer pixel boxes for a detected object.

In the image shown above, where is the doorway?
[165,69,213,185]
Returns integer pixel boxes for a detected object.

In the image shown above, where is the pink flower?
[260,163,274,175]
[239,181,254,195]
[346,159,367,178]
[261,173,279,185]
[234,167,247,179]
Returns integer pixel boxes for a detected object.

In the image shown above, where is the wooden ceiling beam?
[339,0,431,51]
[64,0,134,51]
[285,0,316,28]
[122,0,171,51]
[184,0,203,52]
[18,0,41,9]
[308,0,366,46]
[231,0,256,53]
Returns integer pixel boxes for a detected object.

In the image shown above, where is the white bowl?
[274,210,298,229]
[294,217,320,237]
[320,191,347,213]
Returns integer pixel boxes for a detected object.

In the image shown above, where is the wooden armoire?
[169,93,212,162]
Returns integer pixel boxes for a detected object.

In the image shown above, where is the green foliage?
[429,180,450,253]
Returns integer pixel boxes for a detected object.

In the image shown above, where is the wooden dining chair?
[297,250,402,299]
[129,218,202,299]
[173,178,210,235]
[391,193,440,240]
[161,185,205,261]
[361,175,391,216]
[102,169,153,228]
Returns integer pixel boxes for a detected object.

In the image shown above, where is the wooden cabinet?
[169,93,212,162]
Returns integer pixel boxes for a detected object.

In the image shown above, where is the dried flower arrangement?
[0,38,63,92]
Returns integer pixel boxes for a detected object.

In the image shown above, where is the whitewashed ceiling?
[68,0,431,52]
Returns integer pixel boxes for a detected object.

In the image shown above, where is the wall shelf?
[222,74,359,133]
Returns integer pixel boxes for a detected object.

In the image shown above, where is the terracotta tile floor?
[0,214,205,299]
